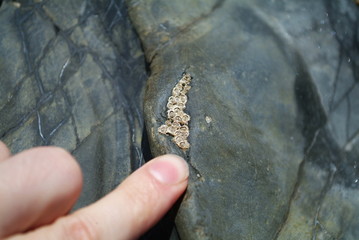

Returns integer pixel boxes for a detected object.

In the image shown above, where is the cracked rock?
[1,0,359,239]
[0,0,147,209]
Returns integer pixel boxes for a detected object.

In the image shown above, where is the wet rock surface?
[1,0,359,239]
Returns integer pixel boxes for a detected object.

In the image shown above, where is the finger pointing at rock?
[6,154,188,240]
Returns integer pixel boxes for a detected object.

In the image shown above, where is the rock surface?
[130,0,359,239]
[1,0,358,239]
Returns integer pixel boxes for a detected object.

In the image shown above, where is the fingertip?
[148,154,189,185]
[46,154,189,240]
[111,154,188,238]
[0,146,83,236]
[21,146,83,229]
[27,146,83,197]
[38,146,82,187]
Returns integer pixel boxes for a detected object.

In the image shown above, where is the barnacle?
[158,73,192,150]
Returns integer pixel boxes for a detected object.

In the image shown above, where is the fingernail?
[149,154,189,185]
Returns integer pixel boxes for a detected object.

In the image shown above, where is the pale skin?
[0,141,189,240]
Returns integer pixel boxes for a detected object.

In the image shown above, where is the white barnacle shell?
[158,73,192,150]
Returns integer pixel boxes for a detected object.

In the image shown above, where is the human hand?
[0,141,189,240]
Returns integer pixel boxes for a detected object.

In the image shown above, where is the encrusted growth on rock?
[158,73,192,149]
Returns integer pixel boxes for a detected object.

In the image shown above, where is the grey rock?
[0,0,147,208]
[1,0,359,239]
[129,0,359,239]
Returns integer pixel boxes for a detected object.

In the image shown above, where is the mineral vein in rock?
[158,73,192,149]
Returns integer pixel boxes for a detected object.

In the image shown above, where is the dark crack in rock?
[0,0,147,209]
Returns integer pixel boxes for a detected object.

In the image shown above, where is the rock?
[1,0,359,239]
[129,0,359,239]
[0,0,147,208]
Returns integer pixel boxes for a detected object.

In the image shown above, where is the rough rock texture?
[1,0,359,239]
[0,0,147,209]
[129,0,359,239]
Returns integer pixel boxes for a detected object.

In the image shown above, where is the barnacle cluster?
[158,73,192,149]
